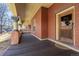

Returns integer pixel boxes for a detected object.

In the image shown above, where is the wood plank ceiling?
[15,3,53,25]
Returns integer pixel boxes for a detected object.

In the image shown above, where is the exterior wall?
[32,8,42,38]
[48,3,74,39]
[31,3,79,47]
[74,4,79,47]
[41,7,48,38]
[32,7,48,39]
[48,3,79,47]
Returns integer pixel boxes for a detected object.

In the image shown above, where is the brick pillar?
[11,16,22,45]
[11,31,21,45]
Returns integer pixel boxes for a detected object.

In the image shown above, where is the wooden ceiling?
[15,3,53,25]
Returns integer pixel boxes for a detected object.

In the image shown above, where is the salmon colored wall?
[48,3,74,39]
[32,7,48,39]
[32,8,41,38]
[74,4,79,47]
[48,3,79,47]
[31,3,79,47]
[41,7,48,38]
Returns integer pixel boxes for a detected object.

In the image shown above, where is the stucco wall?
[48,3,74,39]
[74,4,79,47]
[48,3,79,47]
[31,3,79,47]
[32,7,48,39]
[32,7,42,38]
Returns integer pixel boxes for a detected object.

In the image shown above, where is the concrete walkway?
[3,33,79,56]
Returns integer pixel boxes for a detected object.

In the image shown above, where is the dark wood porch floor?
[3,33,79,56]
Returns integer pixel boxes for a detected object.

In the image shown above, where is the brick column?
[11,31,20,45]
[11,16,21,45]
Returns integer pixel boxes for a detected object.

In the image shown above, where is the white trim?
[56,14,59,40]
[48,38,79,52]
[73,6,75,46]
[31,34,48,41]
[57,6,75,15]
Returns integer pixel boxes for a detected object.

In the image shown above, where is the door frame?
[56,6,75,45]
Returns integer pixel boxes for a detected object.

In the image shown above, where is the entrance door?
[59,14,73,44]
[56,6,75,45]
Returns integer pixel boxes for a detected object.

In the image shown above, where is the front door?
[56,6,75,45]
[59,14,73,44]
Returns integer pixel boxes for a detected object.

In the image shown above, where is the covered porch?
[0,3,79,56]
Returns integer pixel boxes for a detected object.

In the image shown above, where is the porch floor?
[3,33,79,56]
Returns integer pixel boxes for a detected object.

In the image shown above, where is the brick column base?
[11,31,21,45]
